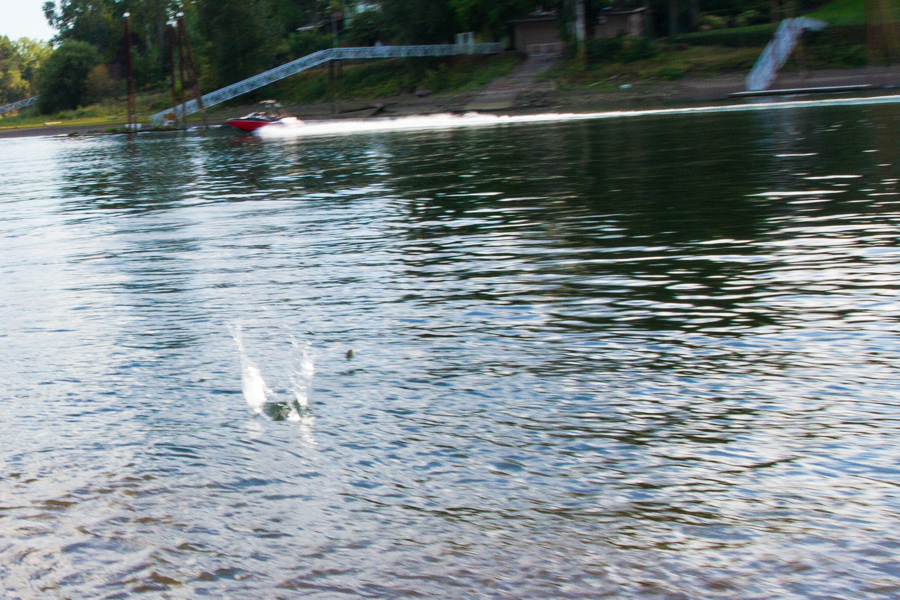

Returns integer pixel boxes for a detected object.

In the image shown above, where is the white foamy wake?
[256,95,900,140]
[230,324,314,422]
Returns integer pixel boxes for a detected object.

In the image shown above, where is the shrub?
[734,10,764,28]
[288,31,333,59]
[698,14,729,30]
[83,64,118,104]
[586,35,659,64]
[797,26,867,67]
[347,10,394,46]
[37,41,102,114]
[679,24,771,47]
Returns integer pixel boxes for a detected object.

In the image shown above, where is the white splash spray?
[289,336,315,410]
[256,95,900,141]
[232,324,273,415]
[230,324,314,422]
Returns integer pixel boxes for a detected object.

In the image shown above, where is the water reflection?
[2,105,900,598]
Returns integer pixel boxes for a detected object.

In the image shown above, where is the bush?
[679,24,772,47]
[37,41,102,114]
[347,10,394,46]
[734,10,764,28]
[797,26,867,67]
[83,64,118,104]
[586,35,659,64]
[698,14,729,30]
[288,31,333,59]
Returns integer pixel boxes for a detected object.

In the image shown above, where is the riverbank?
[3,64,900,140]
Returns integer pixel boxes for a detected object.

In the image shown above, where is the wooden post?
[166,24,178,127]
[124,12,137,131]
[176,23,188,129]
[329,60,336,114]
[178,14,207,128]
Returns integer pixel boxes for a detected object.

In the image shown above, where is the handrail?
[0,96,39,116]
[150,43,503,125]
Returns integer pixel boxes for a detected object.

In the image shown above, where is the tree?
[14,38,52,87]
[0,37,30,104]
[381,0,460,44]
[347,9,394,45]
[37,40,101,113]
[43,0,113,50]
[197,0,276,86]
[449,0,534,40]
[0,37,50,105]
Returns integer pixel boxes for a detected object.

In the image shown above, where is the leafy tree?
[0,37,50,105]
[14,38,52,87]
[449,0,534,40]
[381,0,461,44]
[83,63,118,103]
[37,40,101,113]
[347,9,395,45]
[43,0,113,50]
[0,37,30,104]
[197,0,277,86]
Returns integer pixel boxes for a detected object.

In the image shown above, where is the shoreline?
[3,65,900,140]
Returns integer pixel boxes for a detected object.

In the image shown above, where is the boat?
[226,100,301,132]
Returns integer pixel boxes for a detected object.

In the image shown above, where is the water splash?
[288,336,315,411]
[230,324,313,422]
[231,324,273,414]
[256,95,900,140]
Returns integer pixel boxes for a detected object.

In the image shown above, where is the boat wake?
[255,94,900,140]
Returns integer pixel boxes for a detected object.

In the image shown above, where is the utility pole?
[123,12,138,131]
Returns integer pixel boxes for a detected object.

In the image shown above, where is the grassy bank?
[277,54,519,104]
[561,43,761,85]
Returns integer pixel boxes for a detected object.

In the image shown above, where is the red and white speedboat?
[226,101,300,132]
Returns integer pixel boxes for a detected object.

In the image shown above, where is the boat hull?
[226,118,274,132]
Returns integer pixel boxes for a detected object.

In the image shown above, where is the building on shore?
[509,6,650,56]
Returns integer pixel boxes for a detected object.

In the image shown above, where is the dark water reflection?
[2,105,900,598]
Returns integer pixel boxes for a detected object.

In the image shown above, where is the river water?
[2,101,900,599]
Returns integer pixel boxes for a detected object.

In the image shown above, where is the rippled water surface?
[2,104,900,599]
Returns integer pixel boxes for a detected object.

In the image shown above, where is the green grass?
[679,24,773,47]
[563,44,761,84]
[0,91,200,131]
[278,55,519,105]
[808,0,867,25]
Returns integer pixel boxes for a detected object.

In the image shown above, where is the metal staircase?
[150,43,502,125]
[746,18,826,91]
[0,96,38,117]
